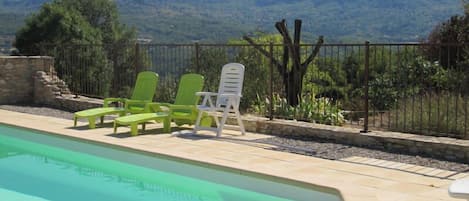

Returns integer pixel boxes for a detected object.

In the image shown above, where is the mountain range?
[0,0,464,46]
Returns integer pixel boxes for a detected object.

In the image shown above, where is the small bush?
[253,93,345,126]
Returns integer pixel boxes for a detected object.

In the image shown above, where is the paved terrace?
[0,109,467,201]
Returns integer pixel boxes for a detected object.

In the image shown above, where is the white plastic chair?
[449,178,469,200]
[194,63,246,137]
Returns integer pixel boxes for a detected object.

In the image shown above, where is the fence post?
[195,42,200,73]
[361,41,370,133]
[134,43,141,73]
[269,42,274,120]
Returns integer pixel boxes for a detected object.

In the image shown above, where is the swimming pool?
[0,124,343,201]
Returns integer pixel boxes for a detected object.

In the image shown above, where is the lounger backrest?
[174,73,204,105]
[131,71,159,101]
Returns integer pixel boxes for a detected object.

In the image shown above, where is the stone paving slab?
[0,109,465,201]
[341,156,460,180]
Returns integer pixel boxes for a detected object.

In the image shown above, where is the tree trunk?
[243,19,323,107]
[285,70,304,106]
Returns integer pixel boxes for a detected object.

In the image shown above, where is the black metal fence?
[37,42,469,139]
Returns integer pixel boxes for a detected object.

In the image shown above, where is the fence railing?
[37,42,469,139]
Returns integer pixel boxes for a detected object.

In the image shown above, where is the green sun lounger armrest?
[169,105,197,113]
[124,100,151,111]
[169,104,212,127]
[143,102,170,113]
[103,97,126,107]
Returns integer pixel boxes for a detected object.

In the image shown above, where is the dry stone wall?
[231,117,469,163]
[0,56,102,111]
[0,56,54,104]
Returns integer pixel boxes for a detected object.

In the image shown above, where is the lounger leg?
[201,115,212,127]
[74,116,77,127]
[142,122,146,131]
[113,122,118,133]
[100,116,104,124]
[163,117,171,133]
[88,117,96,129]
[130,123,138,136]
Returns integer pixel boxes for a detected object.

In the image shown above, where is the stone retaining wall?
[0,56,54,104]
[230,116,469,163]
[0,56,103,111]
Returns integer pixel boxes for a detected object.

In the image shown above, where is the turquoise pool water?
[0,125,342,201]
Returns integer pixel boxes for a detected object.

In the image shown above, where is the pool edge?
[0,117,345,200]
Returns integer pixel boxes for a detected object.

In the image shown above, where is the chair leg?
[201,115,212,127]
[88,117,96,129]
[113,122,118,133]
[194,110,205,134]
[100,116,104,124]
[142,122,146,131]
[163,117,171,133]
[235,110,246,135]
[217,108,230,137]
[74,116,77,127]
[130,123,138,136]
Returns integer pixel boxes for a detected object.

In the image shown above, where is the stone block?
[5,62,13,70]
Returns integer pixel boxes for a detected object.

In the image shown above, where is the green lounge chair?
[113,73,212,135]
[74,71,159,128]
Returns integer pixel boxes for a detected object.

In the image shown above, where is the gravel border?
[1,104,468,172]
[253,136,469,172]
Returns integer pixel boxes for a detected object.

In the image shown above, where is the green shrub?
[253,93,345,126]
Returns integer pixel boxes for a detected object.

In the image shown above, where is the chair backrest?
[174,73,204,105]
[216,63,245,107]
[130,71,159,101]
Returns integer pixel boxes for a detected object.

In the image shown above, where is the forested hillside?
[0,0,464,45]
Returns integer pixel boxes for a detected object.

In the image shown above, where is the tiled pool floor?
[0,109,465,201]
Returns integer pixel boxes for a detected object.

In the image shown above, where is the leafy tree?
[14,0,138,97]
[422,1,469,68]
[14,3,101,54]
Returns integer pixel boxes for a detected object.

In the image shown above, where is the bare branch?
[301,35,324,74]
[242,35,285,76]
[275,21,289,73]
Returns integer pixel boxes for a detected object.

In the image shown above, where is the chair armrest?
[169,104,197,110]
[169,105,198,115]
[144,102,171,112]
[125,99,150,105]
[196,92,218,97]
[219,93,242,99]
[103,97,125,107]
[124,100,151,111]
[144,102,161,112]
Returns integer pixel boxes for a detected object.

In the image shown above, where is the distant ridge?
[0,0,464,44]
